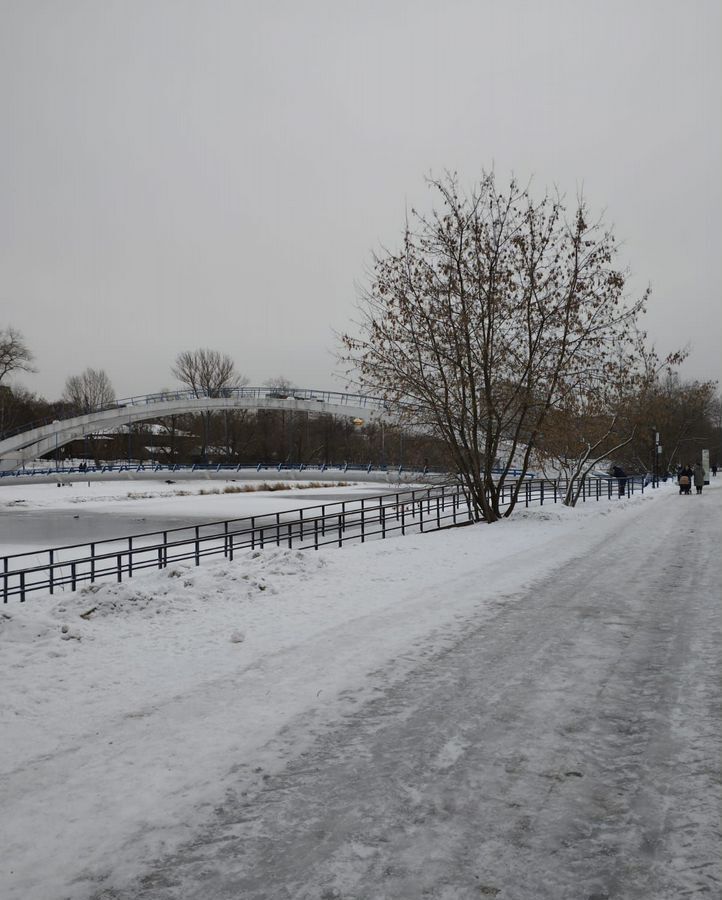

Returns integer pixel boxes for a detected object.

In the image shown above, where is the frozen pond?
[0,481,403,555]
[0,507,232,550]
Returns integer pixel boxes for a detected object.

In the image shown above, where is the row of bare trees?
[94,412,438,469]
[529,367,719,507]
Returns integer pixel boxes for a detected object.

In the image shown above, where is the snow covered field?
[1,479,720,899]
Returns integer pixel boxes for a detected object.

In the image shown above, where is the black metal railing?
[2,476,646,603]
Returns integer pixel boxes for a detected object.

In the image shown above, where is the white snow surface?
[1,480,720,899]
[0,477,370,518]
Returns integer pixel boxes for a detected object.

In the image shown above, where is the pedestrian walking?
[693,462,705,494]
[712,463,717,477]
[612,465,627,498]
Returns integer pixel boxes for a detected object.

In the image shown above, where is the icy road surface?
[1,484,720,899]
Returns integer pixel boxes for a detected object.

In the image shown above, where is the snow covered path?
[88,488,720,900]
[2,485,720,899]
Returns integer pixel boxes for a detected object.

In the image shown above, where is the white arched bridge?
[0,387,394,471]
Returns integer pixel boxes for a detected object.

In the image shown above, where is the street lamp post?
[652,429,661,487]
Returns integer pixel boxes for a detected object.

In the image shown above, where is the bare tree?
[262,376,299,461]
[264,375,296,397]
[533,335,682,505]
[0,327,35,386]
[534,404,637,506]
[63,367,116,413]
[633,372,719,473]
[62,368,116,465]
[342,172,647,522]
[171,348,245,397]
[171,348,247,462]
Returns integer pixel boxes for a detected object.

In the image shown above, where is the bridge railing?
[2,476,647,602]
[0,387,391,442]
[113,386,388,409]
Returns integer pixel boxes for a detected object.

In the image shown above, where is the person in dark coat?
[612,465,627,497]
[693,462,705,494]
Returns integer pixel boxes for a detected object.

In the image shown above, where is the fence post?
[380,497,386,538]
[195,527,200,565]
[276,513,281,547]
[71,562,77,592]
[128,537,133,577]
[163,531,168,567]
[229,534,234,561]
[3,557,7,604]
[540,481,544,506]
[419,499,424,532]
[436,496,440,528]
[90,544,95,582]
[314,518,319,550]
[361,498,365,543]
[224,521,229,557]
[20,571,25,602]
[117,554,123,582]
[49,550,55,594]
[288,523,293,549]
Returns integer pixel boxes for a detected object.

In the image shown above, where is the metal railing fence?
[2,476,646,603]
[0,461,534,480]
[1,461,433,479]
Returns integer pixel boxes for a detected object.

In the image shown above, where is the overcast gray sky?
[2,0,720,401]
